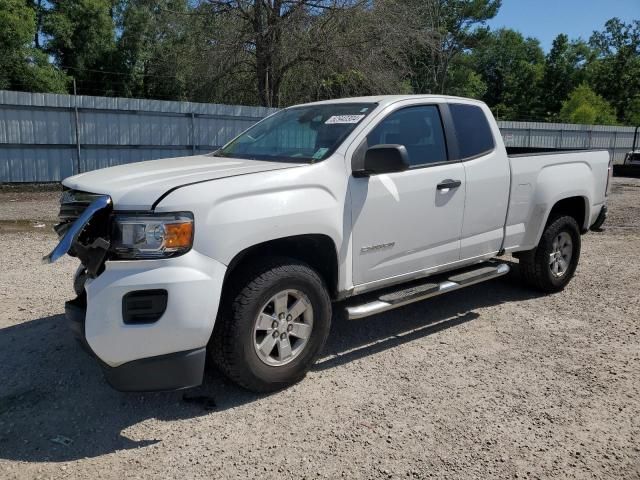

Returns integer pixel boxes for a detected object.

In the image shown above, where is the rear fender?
[522,162,593,249]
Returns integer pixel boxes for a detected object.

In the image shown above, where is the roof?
[295,94,486,109]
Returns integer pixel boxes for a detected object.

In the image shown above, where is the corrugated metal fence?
[499,120,636,164]
[0,90,636,182]
[0,90,277,182]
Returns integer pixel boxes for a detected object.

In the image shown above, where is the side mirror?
[353,144,410,177]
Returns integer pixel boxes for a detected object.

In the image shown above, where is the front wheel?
[519,215,581,293]
[211,258,332,392]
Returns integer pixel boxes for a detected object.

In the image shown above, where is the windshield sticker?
[325,114,365,124]
[312,147,329,160]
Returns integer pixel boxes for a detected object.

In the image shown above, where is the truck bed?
[503,148,610,253]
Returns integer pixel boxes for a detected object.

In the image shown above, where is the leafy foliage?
[541,34,591,118]
[0,0,67,91]
[587,18,640,125]
[627,95,640,127]
[0,1,638,126]
[43,0,118,94]
[559,84,617,125]
[409,0,501,94]
[469,28,545,120]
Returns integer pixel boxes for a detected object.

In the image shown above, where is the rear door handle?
[436,179,462,190]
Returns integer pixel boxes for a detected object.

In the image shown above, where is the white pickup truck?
[45,95,612,393]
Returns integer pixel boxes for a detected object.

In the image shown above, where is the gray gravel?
[0,178,639,479]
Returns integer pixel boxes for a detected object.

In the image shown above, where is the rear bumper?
[64,249,226,391]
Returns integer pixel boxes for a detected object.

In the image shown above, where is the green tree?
[541,34,591,119]
[113,0,195,100]
[471,28,545,120]
[626,95,640,127]
[134,0,426,106]
[0,0,67,92]
[559,83,617,125]
[410,0,501,94]
[44,0,119,95]
[445,60,487,99]
[179,1,372,107]
[587,18,640,124]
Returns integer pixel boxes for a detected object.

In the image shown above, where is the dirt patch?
[0,190,61,223]
[0,219,56,234]
[0,178,638,479]
[0,183,62,193]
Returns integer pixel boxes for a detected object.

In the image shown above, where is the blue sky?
[487,0,639,51]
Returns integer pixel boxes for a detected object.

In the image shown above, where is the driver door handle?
[437,179,462,190]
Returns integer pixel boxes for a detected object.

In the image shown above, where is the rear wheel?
[211,258,331,392]
[519,215,581,293]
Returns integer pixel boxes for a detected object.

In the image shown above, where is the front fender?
[153,161,346,268]
[203,184,342,264]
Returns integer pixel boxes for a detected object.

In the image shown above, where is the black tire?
[519,215,581,293]
[210,257,331,393]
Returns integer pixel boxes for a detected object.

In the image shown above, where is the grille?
[58,190,104,223]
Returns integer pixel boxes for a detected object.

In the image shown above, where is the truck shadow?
[0,264,538,462]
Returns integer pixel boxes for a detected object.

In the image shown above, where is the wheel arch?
[223,234,340,299]
[530,195,590,250]
[545,196,588,232]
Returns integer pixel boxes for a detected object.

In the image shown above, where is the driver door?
[350,104,466,287]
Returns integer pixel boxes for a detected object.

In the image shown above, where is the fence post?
[190,112,196,155]
[72,78,82,174]
[558,128,563,149]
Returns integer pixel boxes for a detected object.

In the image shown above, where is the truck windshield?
[215,103,376,162]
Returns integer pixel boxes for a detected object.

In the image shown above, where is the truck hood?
[62,155,305,209]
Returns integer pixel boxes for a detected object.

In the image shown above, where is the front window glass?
[367,105,448,166]
[216,103,376,162]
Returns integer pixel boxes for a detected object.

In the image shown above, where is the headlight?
[111,212,194,259]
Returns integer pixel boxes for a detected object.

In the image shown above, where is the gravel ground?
[0,178,638,479]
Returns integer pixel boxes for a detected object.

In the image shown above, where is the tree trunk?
[34,0,42,49]
[253,0,284,107]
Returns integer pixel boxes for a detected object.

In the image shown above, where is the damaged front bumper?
[46,192,225,392]
[64,293,207,392]
[61,250,225,392]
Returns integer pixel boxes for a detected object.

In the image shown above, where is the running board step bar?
[346,263,510,320]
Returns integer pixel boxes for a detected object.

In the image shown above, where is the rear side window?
[367,105,448,167]
[449,104,495,159]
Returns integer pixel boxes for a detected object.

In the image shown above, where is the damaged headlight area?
[45,189,195,277]
[111,212,194,260]
[44,194,113,277]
